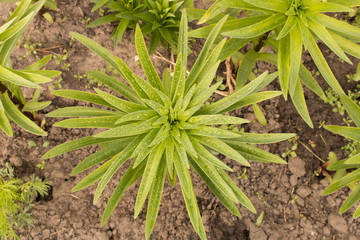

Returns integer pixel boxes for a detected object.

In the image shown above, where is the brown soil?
[1,1,360,240]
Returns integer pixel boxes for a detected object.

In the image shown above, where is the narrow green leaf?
[188,115,249,125]
[162,69,172,97]
[217,167,256,213]
[114,57,148,99]
[325,125,360,142]
[25,55,52,70]
[198,72,268,115]
[190,137,232,171]
[339,183,360,214]
[115,110,157,124]
[135,142,165,218]
[94,117,156,138]
[0,108,12,136]
[101,159,146,225]
[235,49,259,89]
[87,14,119,28]
[71,139,132,175]
[323,168,360,195]
[192,155,239,202]
[145,157,166,239]
[242,0,288,13]
[94,134,146,203]
[309,2,352,12]
[72,155,117,192]
[133,75,163,103]
[54,116,122,129]
[327,158,360,170]
[278,33,291,99]
[189,126,242,139]
[228,133,296,144]
[307,17,351,64]
[252,103,267,126]
[289,24,303,97]
[47,107,120,118]
[299,64,326,100]
[22,101,51,112]
[0,93,45,135]
[0,65,39,88]
[330,31,360,59]
[290,77,313,128]
[219,91,282,114]
[306,30,344,94]
[222,13,287,39]
[42,136,118,159]
[345,153,360,165]
[95,88,147,113]
[340,94,360,128]
[87,70,141,104]
[52,90,116,110]
[135,25,164,91]
[306,12,360,41]
[173,147,192,199]
[186,14,228,88]
[113,19,130,46]
[227,142,287,164]
[189,156,240,217]
[195,136,250,167]
[277,16,297,40]
[71,32,120,72]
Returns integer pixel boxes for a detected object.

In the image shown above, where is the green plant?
[54,49,70,70]
[323,94,360,218]
[88,0,147,46]
[281,136,299,158]
[0,0,61,136]
[17,36,42,61]
[36,160,46,170]
[188,0,360,128]
[43,11,295,239]
[0,162,50,240]
[135,0,184,53]
[88,0,184,54]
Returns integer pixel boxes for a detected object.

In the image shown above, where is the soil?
[1,1,360,240]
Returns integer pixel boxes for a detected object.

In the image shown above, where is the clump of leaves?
[188,0,360,128]
[88,0,184,54]
[323,94,360,218]
[136,0,183,53]
[0,162,50,240]
[88,0,147,46]
[43,11,294,239]
[0,0,61,136]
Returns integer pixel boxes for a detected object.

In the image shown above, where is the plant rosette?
[43,10,295,239]
[188,0,360,128]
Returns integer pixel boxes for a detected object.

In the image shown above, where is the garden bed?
[1,1,360,239]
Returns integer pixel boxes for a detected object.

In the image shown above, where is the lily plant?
[43,10,295,239]
[188,0,360,128]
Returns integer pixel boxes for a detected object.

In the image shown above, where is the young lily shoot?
[43,10,295,239]
[188,0,360,128]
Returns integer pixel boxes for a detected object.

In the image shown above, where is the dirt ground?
[1,1,360,239]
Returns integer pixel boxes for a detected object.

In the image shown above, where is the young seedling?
[0,163,50,240]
